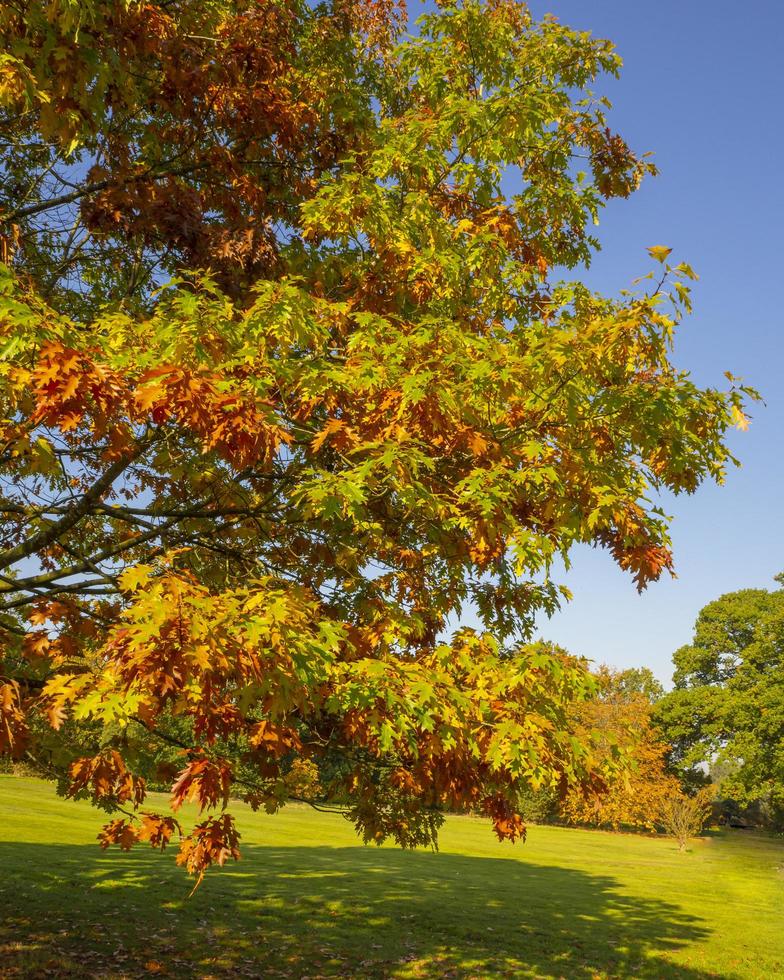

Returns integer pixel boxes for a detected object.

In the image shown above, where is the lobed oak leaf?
[46,699,68,731]
[311,417,354,453]
[68,750,146,805]
[22,631,51,658]
[133,382,166,413]
[98,818,139,852]
[171,756,232,812]
[466,429,489,455]
[58,410,84,431]
[647,245,672,264]
[731,404,750,431]
[248,720,302,757]
[137,813,181,851]
[118,564,154,593]
[176,813,240,890]
[0,681,28,758]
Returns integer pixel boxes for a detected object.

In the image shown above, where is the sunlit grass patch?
[0,775,781,978]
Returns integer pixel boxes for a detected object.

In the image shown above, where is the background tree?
[560,667,680,831]
[0,0,754,882]
[655,578,784,830]
[609,666,665,704]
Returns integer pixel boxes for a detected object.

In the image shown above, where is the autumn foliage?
[560,668,680,831]
[0,0,753,882]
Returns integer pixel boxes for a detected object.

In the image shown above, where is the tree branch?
[0,444,148,573]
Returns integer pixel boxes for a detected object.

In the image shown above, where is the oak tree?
[0,0,753,882]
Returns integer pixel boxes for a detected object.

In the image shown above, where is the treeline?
[657,575,784,833]
[519,575,784,837]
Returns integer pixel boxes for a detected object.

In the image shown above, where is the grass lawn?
[0,775,781,979]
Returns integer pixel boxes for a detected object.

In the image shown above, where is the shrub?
[659,790,713,851]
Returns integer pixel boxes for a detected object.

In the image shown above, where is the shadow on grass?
[0,842,717,979]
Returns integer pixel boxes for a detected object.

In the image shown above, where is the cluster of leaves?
[558,667,681,831]
[0,0,405,315]
[655,578,784,831]
[0,0,754,882]
[511,666,688,834]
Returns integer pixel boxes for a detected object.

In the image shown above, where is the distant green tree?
[655,578,784,830]
[605,666,664,704]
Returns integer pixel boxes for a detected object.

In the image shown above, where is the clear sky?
[505,0,784,683]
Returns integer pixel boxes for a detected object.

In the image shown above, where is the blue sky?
[414,0,784,682]
[503,0,784,683]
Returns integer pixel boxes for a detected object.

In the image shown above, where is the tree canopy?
[655,579,784,830]
[0,0,753,882]
[560,666,678,831]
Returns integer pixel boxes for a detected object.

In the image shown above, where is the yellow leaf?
[647,245,672,264]
[118,564,154,592]
[730,405,750,431]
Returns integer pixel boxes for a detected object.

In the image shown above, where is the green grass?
[0,776,781,979]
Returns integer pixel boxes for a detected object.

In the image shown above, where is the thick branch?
[2,178,114,224]
[0,446,147,573]
[0,581,116,612]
